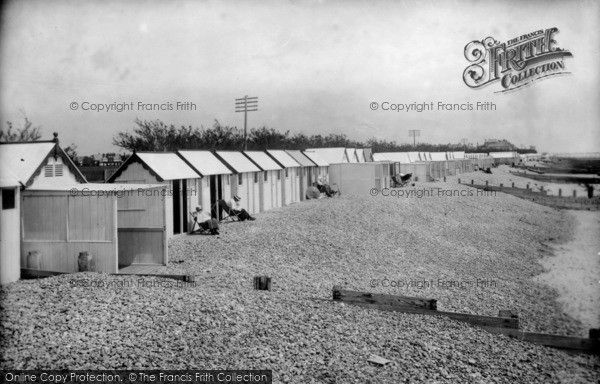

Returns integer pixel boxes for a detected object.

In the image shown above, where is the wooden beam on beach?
[332,287,518,329]
[114,273,194,282]
[21,268,67,279]
[333,286,437,310]
[21,268,193,282]
[482,326,600,355]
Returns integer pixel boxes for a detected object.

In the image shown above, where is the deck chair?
[212,200,241,223]
[188,213,213,235]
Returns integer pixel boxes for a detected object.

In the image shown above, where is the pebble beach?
[1,180,599,383]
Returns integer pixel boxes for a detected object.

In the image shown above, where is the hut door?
[209,175,224,219]
[181,179,188,233]
[210,175,217,219]
[172,180,181,234]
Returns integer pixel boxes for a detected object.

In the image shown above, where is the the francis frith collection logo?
[463,28,572,92]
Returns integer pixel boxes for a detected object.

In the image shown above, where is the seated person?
[218,195,255,221]
[315,177,336,197]
[190,206,219,235]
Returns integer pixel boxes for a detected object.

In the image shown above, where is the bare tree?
[0,114,42,142]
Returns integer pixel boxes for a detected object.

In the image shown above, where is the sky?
[1,0,598,154]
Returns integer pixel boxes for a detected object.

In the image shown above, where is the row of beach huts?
[0,137,520,284]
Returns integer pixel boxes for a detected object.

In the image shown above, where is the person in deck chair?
[218,195,256,221]
[190,206,220,235]
[316,177,337,197]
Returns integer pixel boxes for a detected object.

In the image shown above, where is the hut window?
[264,172,268,182]
[44,164,54,177]
[285,169,289,178]
[254,173,258,183]
[54,164,64,177]
[277,170,281,180]
[1,188,15,209]
[238,174,243,185]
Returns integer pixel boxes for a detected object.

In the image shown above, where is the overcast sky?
[1,0,598,154]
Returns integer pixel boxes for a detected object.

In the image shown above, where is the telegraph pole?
[235,95,258,150]
[408,129,420,147]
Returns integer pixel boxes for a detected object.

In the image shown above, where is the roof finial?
[52,132,59,143]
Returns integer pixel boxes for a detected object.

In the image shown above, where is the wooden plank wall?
[21,192,117,274]
[117,189,165,229]
[117,186,167,266]
[21,241,116,273]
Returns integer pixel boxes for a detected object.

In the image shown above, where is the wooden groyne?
[459,181,600,211]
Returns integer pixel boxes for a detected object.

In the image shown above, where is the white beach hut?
[107,152,200,236]
[214,151,262,214]
[177,150,233,219]
[243,151,283,211]
[302,150,330,183]
[266,150,302,205]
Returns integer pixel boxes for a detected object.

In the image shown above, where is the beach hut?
[266,150,301,205]
[372,152,406,179]
[303,150,330,183]
[428,152,449,179]
[328,162,391,196]
[305,147,349,165]
[176,150,233,219]
[466,153,494,170]
[285,150,319,201]
[106,152,200,236]
[0,139,87,284]
[489,151,519,165]
[214,151,262,214]
[451,152,474,173]
[20,183,168,275]
[286,150,319,200]
[1,139,168,282]
[371,152,428,181]
[243,151,283,211]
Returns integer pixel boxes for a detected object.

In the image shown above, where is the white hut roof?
[452,151,466,159]
[0,141,86,185]
[0,169,20,187]
[302,151,329,166]
[266,150,301,168]
[305,147,348,164]
[28,183,166,192]
[430,152,447,161]
[489,152,517,158]
[285,150,316,167]
[177,150,232,176]
[407,152,421,162]
[135,152,199,180]
[372,152,411,163]
[355,148,366,162]
[345,148,358,163]
[216,151,261,173]
[244,151,282,171]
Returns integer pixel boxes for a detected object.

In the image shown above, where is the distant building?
[104,153,123,166]
[481,139,517,151]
